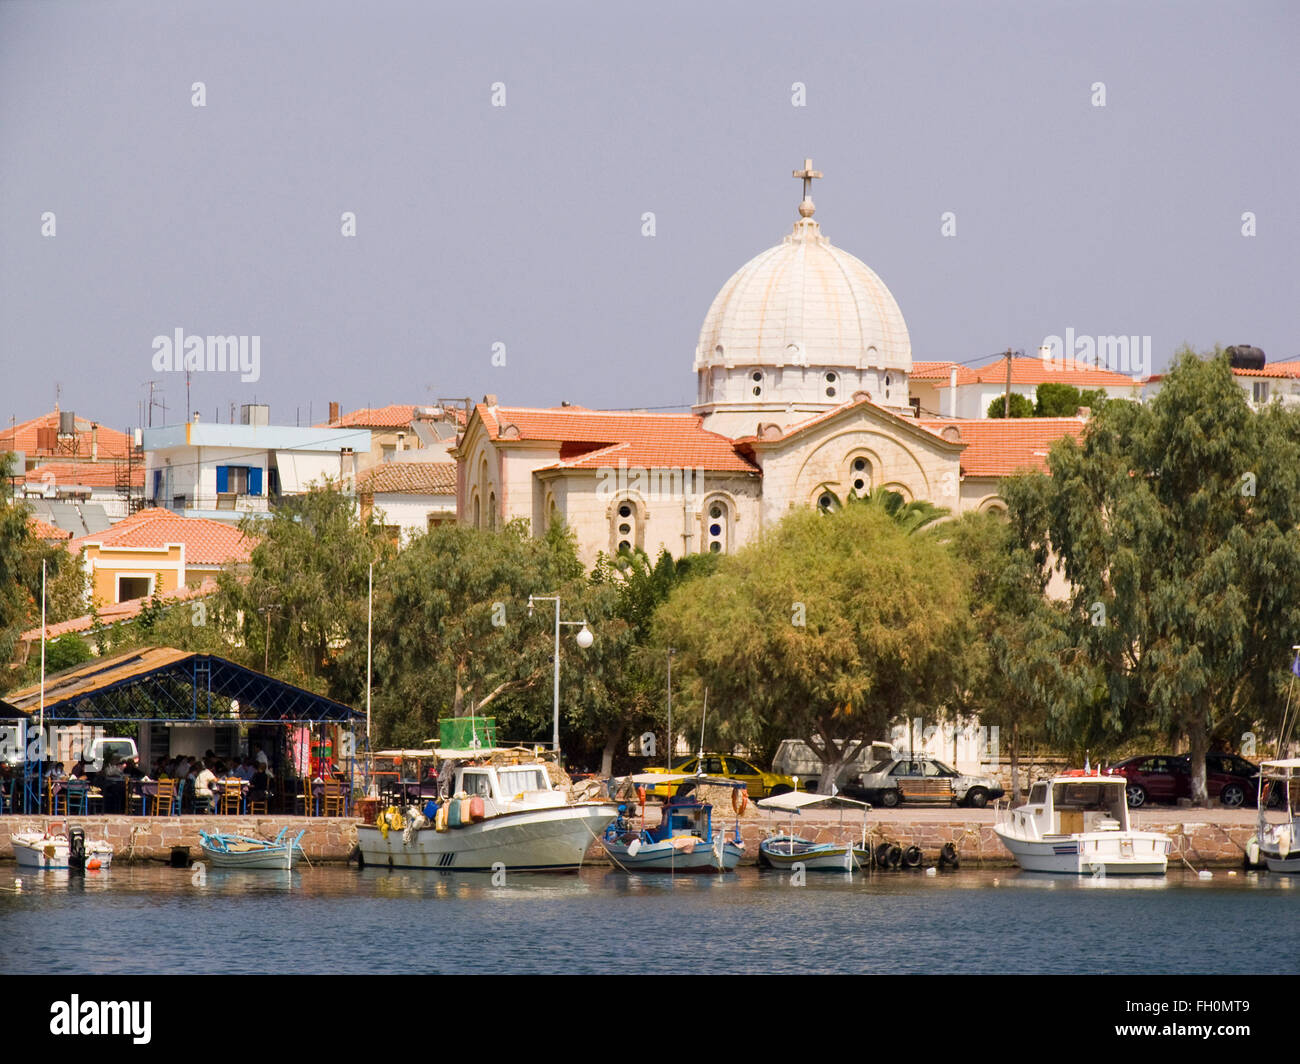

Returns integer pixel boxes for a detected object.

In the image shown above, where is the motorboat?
[993,769,1171,875]
[1252,759,1300,873]
[11,825,114,871]
[198,827,306,870]
[756,790,872,872]
[355,748,618,872]
[602,773,745,872]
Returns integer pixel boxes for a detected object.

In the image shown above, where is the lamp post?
[527,595,593,758]
[666,647,675,768]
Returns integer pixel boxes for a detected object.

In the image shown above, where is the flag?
[1292,651,1300,678]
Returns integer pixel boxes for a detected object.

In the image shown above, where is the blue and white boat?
[603,773,745,873]
[756,791,872,872]
[198,827,306,870]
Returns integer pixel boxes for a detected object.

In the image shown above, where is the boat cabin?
[451,761,566,816]
[1006,774,1130,839]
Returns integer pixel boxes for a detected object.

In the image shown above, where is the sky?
[1,0,1297,436]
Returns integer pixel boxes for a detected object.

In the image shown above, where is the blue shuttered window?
[216,465,229,493]
[248,467,262,496]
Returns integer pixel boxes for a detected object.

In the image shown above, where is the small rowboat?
[756,791,872,872]
[198,827,305,870]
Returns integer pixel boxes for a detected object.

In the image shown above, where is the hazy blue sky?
[2,0,1297,434]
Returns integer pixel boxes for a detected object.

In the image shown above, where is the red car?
[1110,753,1262,809]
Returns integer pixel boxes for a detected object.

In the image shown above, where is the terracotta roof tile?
[1,411,135,460]
[24,460,144,489]
[910,361,958,380]
[70,508,256,565]
[358,462,457,495]
[478,406,759,473]
[937,358,1140,389]
[27,515,72,541]
[20,579,219,643]
[323,404,418,429]
[918,417,1086,477]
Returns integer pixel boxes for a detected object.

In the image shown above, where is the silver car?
[849,757,1004,808]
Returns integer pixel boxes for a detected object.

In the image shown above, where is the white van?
[82,736,139,771]
[772,738,894,792]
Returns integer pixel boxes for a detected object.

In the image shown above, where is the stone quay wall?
[0,811,1260,868]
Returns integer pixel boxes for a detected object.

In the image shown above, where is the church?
[453,161,1086,565]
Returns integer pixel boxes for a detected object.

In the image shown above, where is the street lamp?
[528,594,593,757]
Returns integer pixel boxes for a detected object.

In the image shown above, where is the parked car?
[1110,753,1264,808]
[846,757,1004,808]
[641,754,796,800]
[771,738,894,792]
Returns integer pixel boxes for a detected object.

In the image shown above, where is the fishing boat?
[354,748,618,872]
[1252,759,1300,874]
[198,827,306,870]
[602,773,746,873]
[11,826,114,871]
[993,769,1171,875]
[756,791,872,872]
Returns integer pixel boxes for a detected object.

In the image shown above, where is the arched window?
[703,496,731,553]
[472,493,481,529]
[750,369,764,398]
[825,371,838,400]
[846,455,871,497]
[816,489,841,513]
[488,491,497,531]
[610,497,642,554]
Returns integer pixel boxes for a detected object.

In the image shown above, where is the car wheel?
[880,789,900,808]
[1220,782,1246,809]
[768,784,792,797]
[965,788,989,809]
[1126,784,1147,809]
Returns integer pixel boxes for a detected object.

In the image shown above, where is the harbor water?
[2,864,1296,974]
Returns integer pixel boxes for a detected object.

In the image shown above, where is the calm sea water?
[1,863,1295,975]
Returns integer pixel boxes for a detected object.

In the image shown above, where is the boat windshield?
[498,767,549,795]
[1052,781,1125,818]
[1028,783,1048,804]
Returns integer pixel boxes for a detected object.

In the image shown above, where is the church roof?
[694,161,911,376]
[474,405,759,473]
[918,417,1087,477]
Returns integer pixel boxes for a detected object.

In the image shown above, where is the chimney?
[396,431,405,453]
[329,401,340,423]
[1076,406,1092,420]
[192,412,201,423]
[91,424,98,461]
[948,366,959,418]
[483,394,498,407]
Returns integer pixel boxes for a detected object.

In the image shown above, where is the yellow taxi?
[641,754,797,800]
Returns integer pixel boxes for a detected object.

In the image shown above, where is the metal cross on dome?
[793,158,823,201]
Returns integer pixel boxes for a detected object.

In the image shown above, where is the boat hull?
[198,845,297,870]
[10,834,114,871]
[759,836,869,872]
[994,828,1169,875]
[604,836,744,872]
[356,802,618,871]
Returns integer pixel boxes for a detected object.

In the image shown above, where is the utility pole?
[1003,348,1013,418]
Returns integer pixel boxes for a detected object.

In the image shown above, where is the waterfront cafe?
[0,646,367,817]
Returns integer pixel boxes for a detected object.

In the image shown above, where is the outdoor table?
[49,779,92,814]
[211,778,250,814]
[311,778,352,816]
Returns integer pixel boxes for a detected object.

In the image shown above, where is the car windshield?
[929,761,957,776]
[865,760,894,775]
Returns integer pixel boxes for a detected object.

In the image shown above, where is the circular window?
[818,493,835,511]
[752,371,763,382]
[709,522,722,537]
[853,478,866,492]
[715,345,724,356]
[618,503,632,519]
[618,540,631,552]
[752,386,762,397]
[825,372,838,383]
[618,522,631,535]
[709,542,722,553]
[709,503,723,519]
[853,458,867,472]
[826,387,837,398]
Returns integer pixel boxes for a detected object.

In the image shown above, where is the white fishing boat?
[355,749,618,872]
[11,827,114,871]
[602,773,746,873]
[1252,759,1300,874]
[198,827,306,870]
[993,769,1171,875]
[756,790,872,872]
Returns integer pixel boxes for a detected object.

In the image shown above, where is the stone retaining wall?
[0,813,1258,868]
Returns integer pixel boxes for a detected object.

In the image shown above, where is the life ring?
[731,788,749,815]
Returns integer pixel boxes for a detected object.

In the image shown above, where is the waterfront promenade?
[0,805,1263,868]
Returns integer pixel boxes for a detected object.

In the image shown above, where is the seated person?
[249,764,272,804]
[193,761,217,808]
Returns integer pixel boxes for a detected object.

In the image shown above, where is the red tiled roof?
[70,508,256,565]
[24,460,144,489]
[20,579,219,643]
[910,361,958,380]
[478,405,759,473]
[27,515,72,542]
[918,417,1086,477]
[358,462,457,495]
[1,411,135,460]
[936,358,1140,389]
[322,404,418,429]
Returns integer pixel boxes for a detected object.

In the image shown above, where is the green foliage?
[987,392,1035,418]
[1035,383,1108,418]
[844,488,948,535]
[1004,347,1300,801]
[42,633,94,672]
[654,503,967,791]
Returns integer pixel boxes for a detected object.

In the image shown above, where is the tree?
[654,503,967,792]
[987,393,1035,418]
[1035,383,1108,418]
[1003,348,1300,803]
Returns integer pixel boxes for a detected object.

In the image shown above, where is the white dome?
[694,213,911,375]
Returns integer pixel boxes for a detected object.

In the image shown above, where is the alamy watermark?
[151,328,261,383]
[1039,329,1151,381]
[595,460,705,502]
